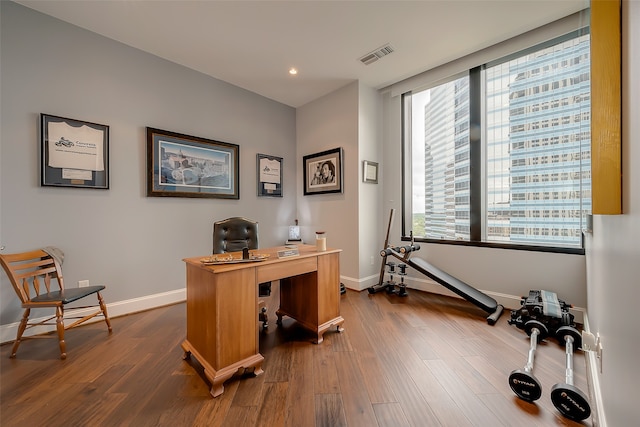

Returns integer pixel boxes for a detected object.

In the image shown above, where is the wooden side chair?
[212,217,269,328]
[0,249,112,359]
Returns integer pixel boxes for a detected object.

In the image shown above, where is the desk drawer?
[257,257,317,283]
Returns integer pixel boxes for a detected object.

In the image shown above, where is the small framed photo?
[257,154,282,197]
[146,127,239,199]
[363,160,379,184]
[303,147,343,195]
[40,113,109,189]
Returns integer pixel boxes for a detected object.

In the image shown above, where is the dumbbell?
[508,320,547,402]
[396,263,408,297]
[550,326,591,421]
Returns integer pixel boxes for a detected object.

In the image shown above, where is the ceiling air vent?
[359,44,395,65]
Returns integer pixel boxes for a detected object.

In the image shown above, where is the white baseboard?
[340,274,378,291]
[0,288,186,345]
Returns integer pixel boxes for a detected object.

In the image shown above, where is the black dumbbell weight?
[396,263,408,297]
[550,326,591,421]
[385,262,397,294]
[508,320,548,402]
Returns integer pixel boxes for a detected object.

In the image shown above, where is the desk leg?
[277,252,345,344]
[314,317,345,344]
[181,340,264,398]
[277,309,344,344]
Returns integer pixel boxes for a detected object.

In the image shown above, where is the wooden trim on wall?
[591,0,622,214]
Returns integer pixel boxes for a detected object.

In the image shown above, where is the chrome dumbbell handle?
[524,327,539,373]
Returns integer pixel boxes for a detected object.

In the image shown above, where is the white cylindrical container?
[315,231,327,252]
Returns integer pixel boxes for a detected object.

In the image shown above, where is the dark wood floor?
[1,283,592,427]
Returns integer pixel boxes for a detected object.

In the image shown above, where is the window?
[404,31,590,251]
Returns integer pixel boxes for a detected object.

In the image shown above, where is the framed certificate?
[257,153,282,197]
[40,114,109,189]
[363,160,379,184]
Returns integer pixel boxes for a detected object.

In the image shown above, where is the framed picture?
[146,127,239,199]
[303,147,343,195]
[363,160,379,184]
[40,113,109,189]
[257,154,282,197]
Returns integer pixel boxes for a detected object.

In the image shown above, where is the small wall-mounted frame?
[146,127,239,199]
[257,154,282,197]
[303,147,343,195]
[363,160,379,184]
[40,113,109,189]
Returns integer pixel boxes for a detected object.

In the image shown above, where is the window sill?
[401,237,585,255]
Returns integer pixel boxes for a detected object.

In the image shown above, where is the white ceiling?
[16,0,588,108]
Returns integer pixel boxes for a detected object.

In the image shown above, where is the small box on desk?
[278,246,300,258]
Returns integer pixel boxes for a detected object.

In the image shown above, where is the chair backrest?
[212,217,259,253]
[0,249,64,304]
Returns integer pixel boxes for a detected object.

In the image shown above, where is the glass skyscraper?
[420,33,591,247]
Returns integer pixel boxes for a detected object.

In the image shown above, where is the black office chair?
[212,217,259,254]
[212,217,270,328]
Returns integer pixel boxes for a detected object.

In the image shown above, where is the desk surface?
[183,244,341,272]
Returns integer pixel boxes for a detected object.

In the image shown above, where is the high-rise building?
[486,34,591,246]
[420,33,591,247]
[423,78,470,240]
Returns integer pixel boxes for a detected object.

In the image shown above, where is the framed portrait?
[303,147,343,195]
[40,113,109,189]
[257,154,282,197]
[363,160,379,184]
[146,127,239,199]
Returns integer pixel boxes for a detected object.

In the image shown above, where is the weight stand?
[368,209,396,295]
[368,261,397,294]
[550,326,591,422]
[508,320,547,402]
[381,262,408,297]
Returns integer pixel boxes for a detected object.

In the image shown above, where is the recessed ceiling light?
[289,68,298,75]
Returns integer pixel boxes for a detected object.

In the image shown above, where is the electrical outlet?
[370,255,374,265]
[78,280,90,288]
[581,330,596,351]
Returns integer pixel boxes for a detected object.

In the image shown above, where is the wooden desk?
[181,245,344,397]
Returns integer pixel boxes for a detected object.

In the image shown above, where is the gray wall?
[0,2,297,326]
[584,1,639,425]
[357,82,385,283]
[294,81,385,289]
[295,82,361,285]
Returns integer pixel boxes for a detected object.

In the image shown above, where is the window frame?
[401,29,590,255]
